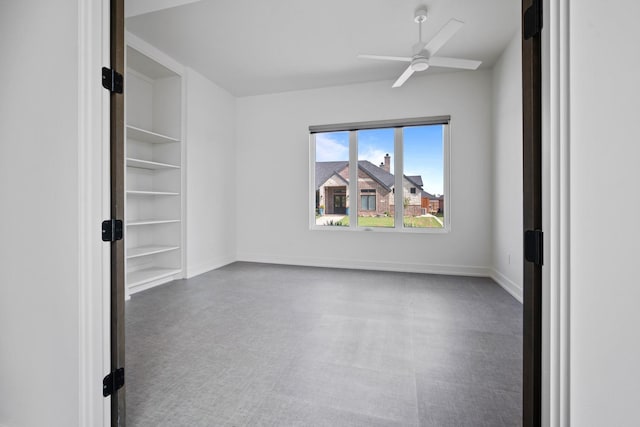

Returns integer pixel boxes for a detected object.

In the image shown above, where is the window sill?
[309,225,450,234]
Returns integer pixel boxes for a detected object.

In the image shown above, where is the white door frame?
[76,1,572,426]
[77,0,112,425]
[544,0,571,425]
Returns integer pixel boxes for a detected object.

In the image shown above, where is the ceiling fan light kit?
[357,6,482,88]
[411,57,429,72]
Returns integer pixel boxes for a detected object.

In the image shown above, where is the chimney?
[383,153,391,172]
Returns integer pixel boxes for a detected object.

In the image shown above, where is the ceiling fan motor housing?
[411,57,429,71]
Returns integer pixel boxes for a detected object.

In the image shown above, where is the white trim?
[348,130,358,226]
[186,257,236,279]
[126,32,185,76]
[181,65,188,284]
[309,223,449,234]
[126,0,203,18]
[543,0,571,427]
[78,0,110,426]
[393,128,403,227]
[442,123,452,231]
[237,252,490,277]
[548,0,571,425]
[77,1,90,422]
[490,269,523,303]
[308,134,317,228]
[126,67,155,85]
[128,272,182,295]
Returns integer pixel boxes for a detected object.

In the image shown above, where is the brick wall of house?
[318,163,437,218]
[338,165,349,181]
[357,168,391,216]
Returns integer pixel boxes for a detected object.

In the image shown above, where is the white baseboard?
[490,268,523,303]
[186,257,235,279]
[237,252,491,277]
[128,273,181,296]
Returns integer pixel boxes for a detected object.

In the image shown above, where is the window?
[313,131,349,226]
[310,116,449,232]
[361,193,376,211]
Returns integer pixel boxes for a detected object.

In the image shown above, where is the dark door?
[522,0,543,425]
[107,0,126,425]
[334,194,346,214]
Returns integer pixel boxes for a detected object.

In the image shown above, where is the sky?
[315,125,444,195]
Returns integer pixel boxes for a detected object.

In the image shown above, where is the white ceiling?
[126,0,520,97]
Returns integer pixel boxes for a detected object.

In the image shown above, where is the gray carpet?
[125,262,522,426]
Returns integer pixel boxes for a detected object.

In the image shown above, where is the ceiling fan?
[358,7,482,88]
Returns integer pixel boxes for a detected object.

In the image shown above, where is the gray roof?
[407,175,423,186]
[315,160,424,194]
[421,190,436,199]
[315,161,348,190]
[357,160,395,190]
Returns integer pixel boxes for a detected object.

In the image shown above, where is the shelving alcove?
[125,33,185,296]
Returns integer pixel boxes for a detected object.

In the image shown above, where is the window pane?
[402,125,445,229]
[315,131,349,227]
[357,129,394,228]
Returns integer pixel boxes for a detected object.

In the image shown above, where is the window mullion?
[394,128,403,229]
[309,134,317,228]
[349,130,358,228]
[443,124,451,231]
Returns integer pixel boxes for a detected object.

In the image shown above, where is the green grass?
[329,216,443,228]
[357,216,394,227]
[403,216,443,228]
[320,215,443,228]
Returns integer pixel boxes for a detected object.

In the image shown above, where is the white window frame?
[309,116,451,233]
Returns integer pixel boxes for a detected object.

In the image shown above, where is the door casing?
[104,1,546,426]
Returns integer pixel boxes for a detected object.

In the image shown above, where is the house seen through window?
[311,118,448,231]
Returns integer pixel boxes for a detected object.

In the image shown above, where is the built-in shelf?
[127,125,179,144]
[126,190,180,196]
[126,157,180,170]
[127,245,180,259]
[127,267,181,288]
[127,219,181,226]
[126,38,183,296]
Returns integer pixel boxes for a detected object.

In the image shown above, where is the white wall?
[569,1,640,425]
[235,72,493,274]
[491,31,523,301]
[185,68,237,277]
[0,1,80,426]
[125,0,202,18]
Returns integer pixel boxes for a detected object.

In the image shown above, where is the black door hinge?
[524,230,544,266]
[524,0,543,40]
[103,368,125,397]
[102,219,123,242]
[102,67,123,93]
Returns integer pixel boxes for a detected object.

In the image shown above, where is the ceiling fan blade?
[392,65,417,88]
[428,56,482,70]
[358,54,412,62]
[424,19,464,56]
